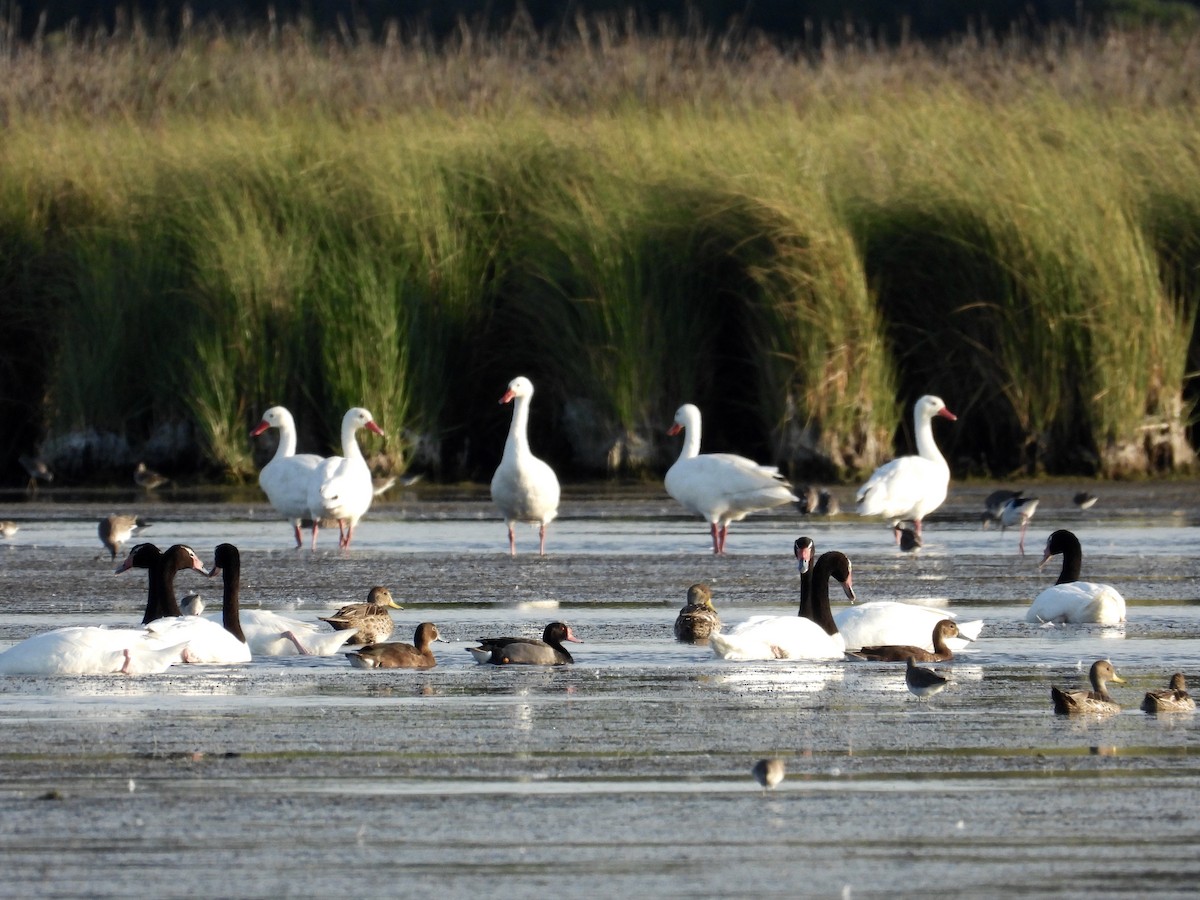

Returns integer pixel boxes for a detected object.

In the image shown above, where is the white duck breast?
[0,627,188,676]
[252,405,324,548]
[490,376,560,556]
[665,403,798,555]
[856,395,956,540]
[307,407,385,550]
[835,602,983,652]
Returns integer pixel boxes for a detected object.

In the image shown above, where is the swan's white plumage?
[144,616,252,664]
[1026,582,1126,625]
[307,407,384,549]
[856,395,955,537]
[252,406,323,548]
[709,616,845,661]
[490,376,560,556]
[665,403,797,554]
[221,610,359,656]
[834,602,983,651]
[0,626,187,675]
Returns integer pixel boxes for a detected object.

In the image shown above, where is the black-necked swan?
[306,407,385,550]
[1026,529,1126,625]
[664,403,798,555]
[708,550,853,661]
[489,376,561,556]
[251,405,324,549]
[856,394,956,542]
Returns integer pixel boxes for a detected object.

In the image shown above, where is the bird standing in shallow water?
[856,395,956,544]
[752,758,785,791]
[490,376,560,556]
[19,455,53,494]
[905,657,949,700]
[134,462,169,491]
[664,403,798,555]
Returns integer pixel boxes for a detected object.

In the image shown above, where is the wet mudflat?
[0,481,1198,898]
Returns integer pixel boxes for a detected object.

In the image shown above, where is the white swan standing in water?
[1026,529,1126,625]
[307,407,385,550]
[856,395,956,542]
[709,550,854,661]
[251,405,324,549]
[664,403,798,555]
[490,376,560,556]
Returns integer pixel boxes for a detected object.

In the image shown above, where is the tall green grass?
[0,23,1198,482]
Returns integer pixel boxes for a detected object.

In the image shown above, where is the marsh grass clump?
[0,20,1198,481]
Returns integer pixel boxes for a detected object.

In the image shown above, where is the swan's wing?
[855,456,944,518]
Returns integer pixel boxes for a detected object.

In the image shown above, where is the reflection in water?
[704,662,845,695]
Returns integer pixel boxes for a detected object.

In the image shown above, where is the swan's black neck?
[1055,534,1083,585]
[806,552,845,638]
[144,549,185,622]
[216,546,246,643]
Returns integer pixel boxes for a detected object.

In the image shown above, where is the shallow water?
[0,481,1198,898]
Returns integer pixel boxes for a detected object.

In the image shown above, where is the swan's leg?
[1017,519,1028,556]
[538,523,547,555]
[282,631,312,656]
[340,521,353,549]
[310,520,320,551]
[709,523,721,555]
[121,649,134,675]
[913,519,923,539]
[716,523,729,555]
[292,522,304,549]
[507,523,517,557]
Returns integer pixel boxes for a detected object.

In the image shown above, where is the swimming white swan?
[665,403,798,555]
[0,627,188,676]
[252,405,324,548]
[856,395,956,542]
[1026,529,1126,625]
[307,407,385,550]
[490,376,560,556]
[709,550,854,661]
[835,603,983,652]
[135,542,250,662]
[202,543,359,656]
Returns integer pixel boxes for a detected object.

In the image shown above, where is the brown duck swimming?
[1141,673,1195,714]
[320,586,404,645]
[468,622,581,666]
[345,622,444,669]
[673,583,720,643]
[1051,660,1125,715]
[851,619,960,663]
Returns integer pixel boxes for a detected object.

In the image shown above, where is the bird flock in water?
[1,386,1191,790]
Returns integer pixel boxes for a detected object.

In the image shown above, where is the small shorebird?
[134,462,169,491]
[19,455,53,494]
[905,657,949,700]
[98,514,149,560]
[1073,491,1098,510]
[752,758,785,791]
